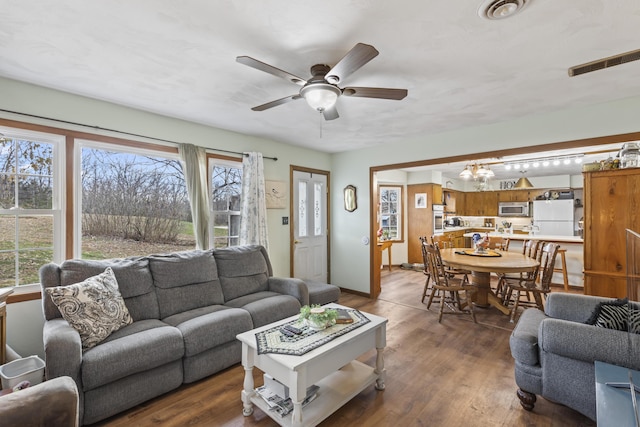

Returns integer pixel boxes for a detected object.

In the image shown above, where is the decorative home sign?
[415,193,427,209]
[265,180,287,209]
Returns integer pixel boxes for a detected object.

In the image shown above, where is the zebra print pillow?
[586,298,629,331]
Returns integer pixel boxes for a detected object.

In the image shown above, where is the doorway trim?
[368,131,640,298]
[290,165,331,282]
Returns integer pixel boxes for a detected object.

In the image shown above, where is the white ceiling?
[2,0,640,158]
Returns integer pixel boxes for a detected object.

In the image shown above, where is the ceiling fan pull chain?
[319,110,323,138]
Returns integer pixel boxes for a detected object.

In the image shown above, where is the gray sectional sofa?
[510,293,640,420]
[40,245,338,425]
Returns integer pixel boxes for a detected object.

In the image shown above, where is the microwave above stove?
[498,202,530,217]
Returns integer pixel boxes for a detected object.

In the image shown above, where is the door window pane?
[298,181,307,237]
[314,182,323,236]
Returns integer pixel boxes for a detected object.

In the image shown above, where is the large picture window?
[379,186,403,241]
[209,158,242,248]
[0,129,63,287]
[77,141,195,259]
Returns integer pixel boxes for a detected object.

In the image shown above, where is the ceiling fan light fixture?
[300,83,341,112]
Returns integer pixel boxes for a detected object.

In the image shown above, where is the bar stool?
[536,247,569,291]
[554,248,570,291]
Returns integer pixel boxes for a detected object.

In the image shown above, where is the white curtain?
[239,152,269,250]
[178,143,210,250]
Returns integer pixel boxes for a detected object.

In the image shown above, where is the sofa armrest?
[43,319,83,386]
[545,293,614,323]
[268,277,309,306]
[0,376,79,427]
[539,317,640,369]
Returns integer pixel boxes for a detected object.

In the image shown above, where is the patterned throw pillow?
[586,298,629,331]
[46,267,133,350]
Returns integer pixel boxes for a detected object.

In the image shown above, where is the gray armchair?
[0,376,79,426]
[510,292,640,420]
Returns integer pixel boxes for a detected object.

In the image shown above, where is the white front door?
[292,170,328,283]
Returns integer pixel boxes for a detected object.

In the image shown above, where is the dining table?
[438,247,540,315]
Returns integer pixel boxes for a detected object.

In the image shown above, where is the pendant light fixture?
[514,171,534,188]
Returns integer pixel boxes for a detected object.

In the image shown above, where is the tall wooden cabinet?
[583,168,640,298]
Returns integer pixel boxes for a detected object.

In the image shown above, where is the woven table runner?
[454,249,502,257]
[255,309,370,356]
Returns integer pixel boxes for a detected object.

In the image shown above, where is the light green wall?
[329,96,640,293]
[4,75,640,356]
[1,76,331,357]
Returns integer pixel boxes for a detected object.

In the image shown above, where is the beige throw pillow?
[46,267,133,350]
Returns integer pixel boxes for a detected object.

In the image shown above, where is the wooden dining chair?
[420,236,434,303]
[495,239,541,300]
[424,243,477,323]
[488,236,510,251]
[502,242,560,322]
[431,235,470,284]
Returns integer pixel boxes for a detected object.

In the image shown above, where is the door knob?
[294,240,301,244]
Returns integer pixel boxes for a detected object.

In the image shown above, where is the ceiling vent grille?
[568,48,640,77]
[478,0,529,20]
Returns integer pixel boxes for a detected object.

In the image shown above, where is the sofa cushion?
[510,307,547,366]
[163,306,253,357]
[225,292,301,327]
[45,267,133,350]
[148,250,225,319]
[81,319,184,391]
[57,257,159,321]
[213,245,271,302]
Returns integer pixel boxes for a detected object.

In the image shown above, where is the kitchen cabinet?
[583,168,640,298]
[444,229,467,248]
[443,190,458,214]
[497,189,533,202]
[462,191,498,216]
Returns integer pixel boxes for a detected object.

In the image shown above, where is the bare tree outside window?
[0,138,56,287]
[210,162,241,248]
[81,147,195,259]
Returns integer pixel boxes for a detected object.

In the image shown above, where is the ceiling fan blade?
[322,106,339,121]
[251,94,302,111]
[342,87,408,100]
[325,43,379,84]
[236,56,307,86]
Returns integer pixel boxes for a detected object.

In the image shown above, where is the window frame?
[379,185,404,242]
[207,155,242,249]
[0,126,65,288]
[73,138,190,259]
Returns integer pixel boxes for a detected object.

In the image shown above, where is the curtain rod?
[0,108,278,161]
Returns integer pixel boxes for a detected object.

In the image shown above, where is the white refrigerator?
[532,199,574,236]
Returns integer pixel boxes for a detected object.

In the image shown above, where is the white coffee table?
[236,303,387,427]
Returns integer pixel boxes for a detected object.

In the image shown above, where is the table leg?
[375,346,386,390]
[241,344,255,417]
[471,271,510,315]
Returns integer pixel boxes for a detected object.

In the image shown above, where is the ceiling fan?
[236,43,408,121]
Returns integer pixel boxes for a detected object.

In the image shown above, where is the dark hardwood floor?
[97,268,595,426]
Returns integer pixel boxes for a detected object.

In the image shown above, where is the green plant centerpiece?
[299,305,338,331]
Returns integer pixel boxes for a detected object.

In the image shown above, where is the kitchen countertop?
[461,231,583,244]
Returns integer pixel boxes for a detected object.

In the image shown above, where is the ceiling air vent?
[568,48,640,77]
[478,0,529,20]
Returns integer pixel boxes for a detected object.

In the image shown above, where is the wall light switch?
[282,217,289,225]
